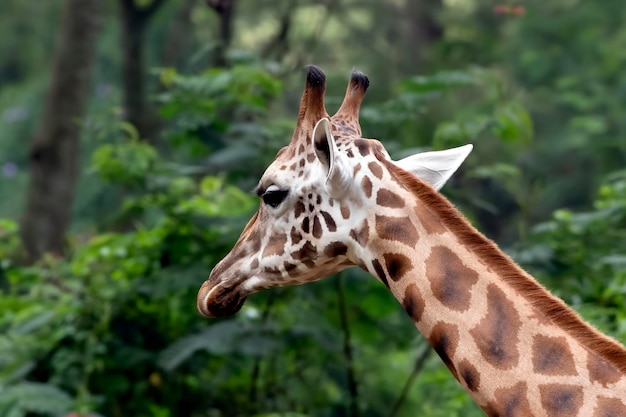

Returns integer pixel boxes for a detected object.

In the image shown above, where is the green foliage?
[2,58,623,417]
[91,139,158,187]
[157,65,284,162]
[158,65,282,121]
[515,170,626,338]
[2,1,626,416]
[0,382,73,417]
[0,172,259,415]
[0,219,20,268]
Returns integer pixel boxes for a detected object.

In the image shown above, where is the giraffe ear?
[394,144,473,191]
[312,118,352,197]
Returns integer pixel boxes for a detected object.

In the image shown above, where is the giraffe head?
[197,66,472,317]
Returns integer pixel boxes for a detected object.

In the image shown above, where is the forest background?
[1,0,625,416]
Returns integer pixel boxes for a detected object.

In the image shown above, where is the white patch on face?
[242,276,265,292]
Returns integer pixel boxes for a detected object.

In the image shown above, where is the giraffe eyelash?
[261,188,289,208]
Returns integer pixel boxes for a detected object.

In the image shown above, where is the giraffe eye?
[262,187,289,208]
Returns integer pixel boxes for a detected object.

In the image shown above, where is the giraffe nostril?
[197,280,247,318]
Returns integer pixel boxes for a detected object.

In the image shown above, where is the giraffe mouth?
[197,280,248,318]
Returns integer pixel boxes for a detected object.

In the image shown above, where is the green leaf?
[492,104,533,143]
[90,141,159,186]
[158,321,281,370]
[400,70,476,94]
[0,382,73,417]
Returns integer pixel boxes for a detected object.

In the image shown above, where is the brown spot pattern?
[250,258,259,269]
[414,202,447,234]
[485,382,533,417]
[262,233,287,257]
[340,204,351,219]
[295,201,306,218]
[291,241,317,268]
[324,241,348,258]
[375,215,419,248]
[302,217,310,233]
[362,176,373,198]
[372,259,389,287]
[210,254,238,279]
[284,261,298,276]
[532,335,577,376]
[320,211,336,232]
[458,359,480,392]
[372,141,385,154]
[349,219,369,246]
[593,397,626,417]
[382,252,412,282]
[539,384,583,416]
[469,284,521,370]
[429,322,460,380]
[588,352,623,387]
[376,189,405,208]
[275,147,287,158]
[312,215,323,238]
[355,139,369,156]
[402,283,424,323]
[290,227,302,244]
[264,265,280,275]
[240,213,262,250]
[426,246,479,311]
[368,161,383,179]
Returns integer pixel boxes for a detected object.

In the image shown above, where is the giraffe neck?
[360,161,626,415]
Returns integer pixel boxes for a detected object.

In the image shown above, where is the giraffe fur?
[197,66,626,416]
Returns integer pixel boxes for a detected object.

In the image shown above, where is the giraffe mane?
[380,153,626,373]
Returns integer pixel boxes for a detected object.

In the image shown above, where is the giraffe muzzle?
[197,279,247,318]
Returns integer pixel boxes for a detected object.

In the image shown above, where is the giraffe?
[197,65,626,416]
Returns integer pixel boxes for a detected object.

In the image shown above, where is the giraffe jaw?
[197,279,248,318]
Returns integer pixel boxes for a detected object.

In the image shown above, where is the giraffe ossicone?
[198,66,626,416]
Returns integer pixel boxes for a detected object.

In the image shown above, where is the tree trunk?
[20,0,102,263]
[161,0,198,70]
[403,0,443,72]
[206,0,236,67]
[119,0,166,141]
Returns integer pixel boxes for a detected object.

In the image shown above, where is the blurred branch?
[205,0,235,67]
[261,0,296,60]
[403,0,443,69]
[161,0,198,70]
[336,274,360,417]
[141,0,167,17]
[290,1,334,70]
[121,0,167,18]
[248,292,276,410]
[387,344,432,417]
